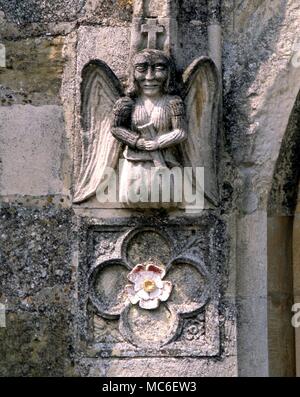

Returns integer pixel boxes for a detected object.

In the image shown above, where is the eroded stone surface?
[0,105,70,197]
[0,204,75,376]
[0,36,66,106]
[0,0,85,24]
[126,230,171,267]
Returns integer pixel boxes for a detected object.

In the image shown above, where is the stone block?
[0,204,74,376]
[0,37,66,106]
[77,26,131,79]
[0,105,70,197]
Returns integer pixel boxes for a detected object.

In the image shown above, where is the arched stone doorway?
[267,90,300,376]
[293,187,300,376]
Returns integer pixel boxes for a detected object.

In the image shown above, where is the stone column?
[236,211,269,376]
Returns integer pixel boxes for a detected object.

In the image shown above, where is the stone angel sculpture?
[73,49,220,209]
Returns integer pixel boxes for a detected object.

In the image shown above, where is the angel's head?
[126,49,176,98]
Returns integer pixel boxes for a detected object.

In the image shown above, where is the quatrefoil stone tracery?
[89,228,212,347]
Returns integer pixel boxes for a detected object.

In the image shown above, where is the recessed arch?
[267,89,300,377]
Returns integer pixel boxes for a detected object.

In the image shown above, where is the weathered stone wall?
[0,0,85,377]
[0,0,300,377]
[0,205,75,376]
[221,0,300,376]
[221,0,300,211]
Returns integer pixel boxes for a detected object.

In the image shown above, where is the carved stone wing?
[73,60,123,203]
[182,57,220,206]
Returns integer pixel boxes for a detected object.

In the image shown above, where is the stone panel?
[75,214,230,362]
[0,105,70,197]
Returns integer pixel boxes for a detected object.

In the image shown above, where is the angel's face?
[133,54,169,98]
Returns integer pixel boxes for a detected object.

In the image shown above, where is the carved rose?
[125,263,173,310]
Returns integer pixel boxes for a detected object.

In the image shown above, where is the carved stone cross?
[141,18,164,49]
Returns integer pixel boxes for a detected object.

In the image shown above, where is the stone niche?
[75,214,226,359]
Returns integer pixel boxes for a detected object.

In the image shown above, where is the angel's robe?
[112,95,187,206]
